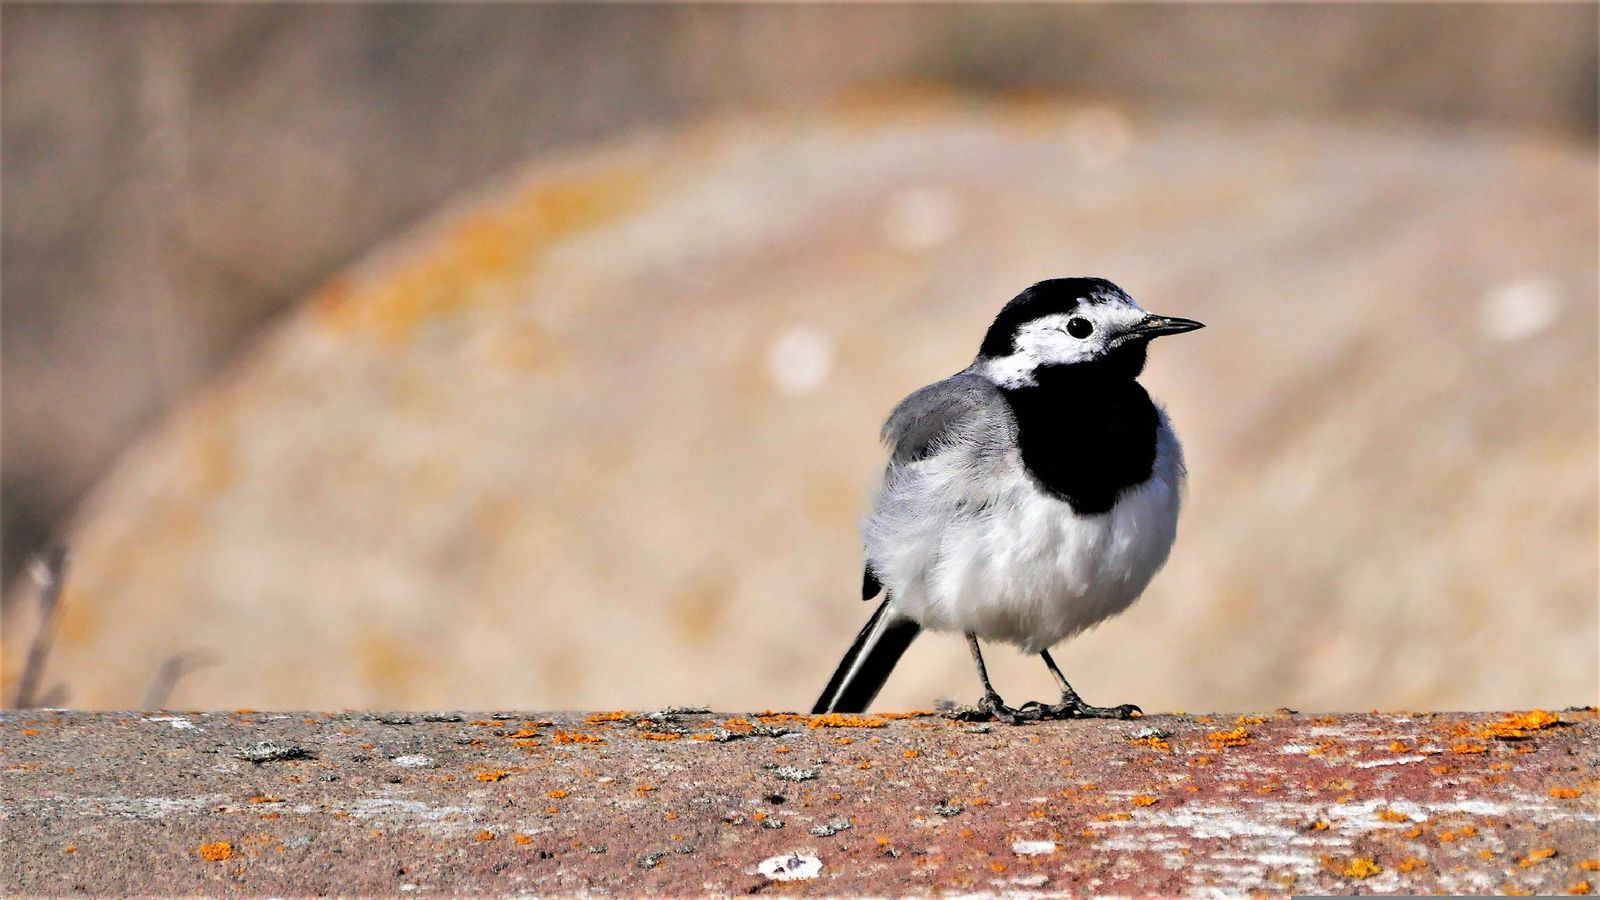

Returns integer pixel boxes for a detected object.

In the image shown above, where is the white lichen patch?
[1011,839,1057,856]
[391,754,435,767]
[144,716,197,730]
[757,851,822,881]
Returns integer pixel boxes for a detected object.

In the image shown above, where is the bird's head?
[977,278,1203,387]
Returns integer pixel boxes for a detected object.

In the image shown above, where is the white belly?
[866,415,1184,653]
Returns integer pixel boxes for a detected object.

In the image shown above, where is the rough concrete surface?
[3,708,1597,895]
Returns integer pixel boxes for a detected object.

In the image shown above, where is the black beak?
[1127,314,1205,340]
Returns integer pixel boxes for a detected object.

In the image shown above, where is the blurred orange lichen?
[1341,857,1382,879]
[1397,857,1427,874]
[1450,743,1489,755]
[1128,735,1171,752]
[1550,787,1583,799]
[197,842,234,861]
[1579,860,1600,871]
[1569,881,1592,895]
[475,830,495,842]
[546,790,569,799]
[587,712,631,724]
[903,750,921,759]
[552,731,604,744]
[1132,795,1158,807]
[808,713,886,729]
[1207,728,1251,748]
[513,834,534,845]
[476,770,509,782]
[1377,809,1411,823]
[1520,848,1558,867]
[637,732,681,741]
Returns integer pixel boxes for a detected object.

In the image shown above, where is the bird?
[812,277,1203,723]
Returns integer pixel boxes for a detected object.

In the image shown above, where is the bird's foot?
[941,692,1040,725]
[1019,697,1142,720]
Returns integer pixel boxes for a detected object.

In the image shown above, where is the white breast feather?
[863,409,1184,653]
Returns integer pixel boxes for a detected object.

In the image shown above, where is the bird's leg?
[958,633,1036,725]
[1020,649,1141,720]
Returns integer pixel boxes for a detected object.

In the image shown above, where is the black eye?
[1066,317,1094,339]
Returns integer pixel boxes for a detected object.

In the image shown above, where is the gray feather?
[880,371,1013,464]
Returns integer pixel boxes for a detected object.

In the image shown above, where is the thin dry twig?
[11,547,70,709]
[142,652,215,709]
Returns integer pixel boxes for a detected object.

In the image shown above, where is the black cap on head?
[979,278,1130,358]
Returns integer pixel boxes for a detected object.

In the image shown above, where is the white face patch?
[981,297,1150,387]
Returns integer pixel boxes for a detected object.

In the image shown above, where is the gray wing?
[880,370,1013,464]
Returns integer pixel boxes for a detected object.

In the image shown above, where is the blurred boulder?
[4,97,1594,712]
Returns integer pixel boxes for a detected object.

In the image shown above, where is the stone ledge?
[3,709,1596,895]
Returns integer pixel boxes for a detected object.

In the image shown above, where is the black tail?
[812,601,922,714]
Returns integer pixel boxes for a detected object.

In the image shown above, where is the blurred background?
[3,4,1596,713]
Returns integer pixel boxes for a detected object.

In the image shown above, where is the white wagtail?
[813,278,1203,723]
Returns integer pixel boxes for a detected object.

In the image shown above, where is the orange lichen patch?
[1389,741,1410,753]
[636,784,655,794]
[512,834,534,845]
[1520,848,1558,867]
[808,713,887,729]
[1438,825,1478,842]
[880,710,936,719]
[1431,763,1455,776]
[197,842,234,861]
[1485,709,1562,739]
[546,790,569,799]
[774,746,792,754]
[507,728,542,739]
[468,720,499,727]
[990,862,1007,873]
[1550,787,1584,799]
[1207,728,1251,748]
[21,729,39,736]
[544,806,560,814]
[664,811,679,821]
[1128,735,1171,752]
[587,711,631,724]
[1341,857,1382,879]
[1095,812,1133,822]
[636,731,682,741]
[312,163,651,345]
[475,830,496,842]
[1480,850,1496,860]
[1450,742,1490,755]
[247,795,283,804]
[62,845,76,854]
[513,739,540,750]
[721,718,754,732]
[1377,809,1412,823]
[903,750,921,759]
[551,731,604,744]
[1311,821,1332,832]
[755,712,810,724]
[833,736,854,745]
[1579,860,1600,871]
[1234,715,1266,725]
[1132,795,1159,807]
[1397,857,1428,874]
[1504,886,1533,896]
[476,770,510,783]
[1569,881,1592,895]
[1402,826,1425,840]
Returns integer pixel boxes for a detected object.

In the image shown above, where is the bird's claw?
[1022,698,1142,720]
